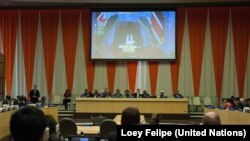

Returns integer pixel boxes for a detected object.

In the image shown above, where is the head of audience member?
[94,89,99,94]
[34,84,38,90]
[121,107,140,125]
[136,88,140,94]
[45,115,58,140]
[116,89,120,94]
[222,99,232,109]
[41,96,47,106]
[239,98,246,105]
[65,88,70,94]
[19,95,27,106]
[230,96,235,103]
[3,95,11,105]
[125,89,129,94]
[6,95,11,100]
[10,106,48,141]
[160,90,164,97]
[104,87,109,92]
[201,111,221,125]
[143,90,147,94]
[85,89,88,93]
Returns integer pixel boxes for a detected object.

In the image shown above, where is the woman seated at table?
[112,89,122,97]
[63,88,71,110]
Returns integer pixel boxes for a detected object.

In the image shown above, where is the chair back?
[91,115,107,126]
[51,95,62,105]
[193,97,201,106]
[100,119,117,139]
[59,118,77,139]
[188,96,193,105]
[204,96,212,106]
[149,113,161,125]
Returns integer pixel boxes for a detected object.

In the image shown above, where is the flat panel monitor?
[91,9,176,61]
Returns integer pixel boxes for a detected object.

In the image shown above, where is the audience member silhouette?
[80,89,93,97]
[10,106,49,141]
[109,107,140,141]
[113,89,122,97]
[103,87,112,97]
[141,90,150,98]
[121,107,140,125]
[159,90,167,98]
[2,95,11,105]
[174,90,183,98]
[133,88,141,98]
[29,85,40,103]
[41,96,47,106]
[45,115,59,141]
[201,111,221,125]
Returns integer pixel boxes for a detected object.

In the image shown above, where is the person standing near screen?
[29,85,40,103]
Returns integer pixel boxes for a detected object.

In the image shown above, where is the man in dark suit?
[160,90,167,98]
[141,90,150,98]
[174,90,183,98]
[29,85,40,103]
[133,88,141,98]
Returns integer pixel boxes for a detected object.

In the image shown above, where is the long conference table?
[76,97,188,114]
[0,107,58,141]
[204,108,250,125]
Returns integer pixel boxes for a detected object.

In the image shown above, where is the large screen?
[91,9,176,61]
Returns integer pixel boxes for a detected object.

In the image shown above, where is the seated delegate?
[141,90,150,98]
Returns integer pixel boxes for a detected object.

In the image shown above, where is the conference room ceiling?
[0,0,249,7]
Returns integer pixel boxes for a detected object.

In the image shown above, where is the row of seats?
[59,117,117,140]
[188,96,217,112]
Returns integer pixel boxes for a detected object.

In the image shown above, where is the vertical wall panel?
[231,7,250,97]
[61,10,80,91]
[178,11,194,96]
[106,62,116,93]
[41,10,59,98]
[210,7,230,99]
[73,14,88,95]
[52,14,67,96]
[170,8,185,95]
[82,9,95,92]
[148,62,158,96]
[188,8,207,96]
[33,13,47,98]
[127,62,137,92]
[221,13,238,99]
[0,10,19,95]
[199,12,216,97]
[20,10,39,94]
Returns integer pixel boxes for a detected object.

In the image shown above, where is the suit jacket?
[29,89,40,103]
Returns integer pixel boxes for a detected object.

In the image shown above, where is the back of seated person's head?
[6,95,11,100]
[201,111,221,125]
[10,106,47,141]
[45,115,57,135]
[121,107,140,125]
